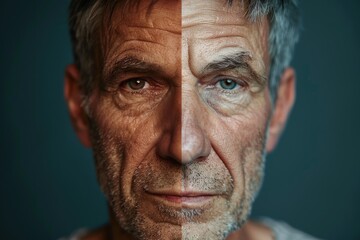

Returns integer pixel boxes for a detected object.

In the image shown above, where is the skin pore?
[65,0,295,239]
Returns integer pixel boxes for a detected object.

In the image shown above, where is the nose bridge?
[181,34,211,164]
[181,84,211,164]
[157,33,210,165]
[156,87,182,162]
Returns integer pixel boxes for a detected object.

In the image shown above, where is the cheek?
[89,96,162,201]
[206,94,270,196]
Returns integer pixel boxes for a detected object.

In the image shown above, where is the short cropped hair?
[69,0,300,101]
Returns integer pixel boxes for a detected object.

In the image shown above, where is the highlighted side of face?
[181,1,270,239]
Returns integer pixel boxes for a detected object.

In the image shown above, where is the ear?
[64,64,92,148]
[266,67,296,153]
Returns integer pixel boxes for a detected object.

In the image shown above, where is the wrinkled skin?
[181,1,271,239]
[65,0,295,239]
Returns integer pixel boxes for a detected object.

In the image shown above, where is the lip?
[145,190,217,207]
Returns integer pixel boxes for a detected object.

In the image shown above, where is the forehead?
[182,0,270,75]
[101,1,181,72]
[113,1,181,32]
[103,0,181,47]
[182,0,247,26]
[100,0,269,77]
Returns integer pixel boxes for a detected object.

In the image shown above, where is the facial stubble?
[89,113,266,240]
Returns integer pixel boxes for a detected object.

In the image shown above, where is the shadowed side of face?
[65,0,290,239]
[88,1,183,239]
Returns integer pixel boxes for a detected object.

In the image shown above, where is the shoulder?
[58,225,109,240]
[258,217,322,240]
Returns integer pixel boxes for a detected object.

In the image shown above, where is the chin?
[182,220,239,240]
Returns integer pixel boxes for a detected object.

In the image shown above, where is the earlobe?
[266,67,296,153]
[64,64,92,148]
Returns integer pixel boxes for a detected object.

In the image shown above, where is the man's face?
[66,0,291,239]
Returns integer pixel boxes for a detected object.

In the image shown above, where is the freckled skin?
[65,0,295,239]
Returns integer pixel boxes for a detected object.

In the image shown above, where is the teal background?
[0,1,359,239]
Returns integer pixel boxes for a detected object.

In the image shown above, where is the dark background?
[1,1,359,239]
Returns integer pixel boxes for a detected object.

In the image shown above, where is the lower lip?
[163,195,213,204]
[147,193,215,207]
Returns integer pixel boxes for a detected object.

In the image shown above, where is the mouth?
[145,190,217,208]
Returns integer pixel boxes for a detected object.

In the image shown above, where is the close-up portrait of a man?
[3,0,360,239]
[61,0,313,239]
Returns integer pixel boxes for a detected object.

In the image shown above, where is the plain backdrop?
[1,1,359,239]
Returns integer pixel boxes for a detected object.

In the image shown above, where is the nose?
[157,89,182,163]
[181,117,211,163]
[181,89,211,164]
[157,88,211,165]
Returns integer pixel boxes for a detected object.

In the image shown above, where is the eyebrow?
[202,51,267,86]
[103,56,165,86]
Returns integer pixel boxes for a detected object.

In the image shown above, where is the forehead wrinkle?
[101,1,181,63]
[109,25,180,52]
[109,18,181,46]
[182,13,245,29]
[104,27,180,73]
[104,46,176,74]
[113,1,181,34]
[192,32,250,42]
[122,14,181,35]
[114,39,168,50]
[182,1,246,28]
[118,25,181,36]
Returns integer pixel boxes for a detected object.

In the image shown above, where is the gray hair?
[239,0,301,100]
[69,0,300,100]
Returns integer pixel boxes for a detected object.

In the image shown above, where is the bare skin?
[65,0,295,239]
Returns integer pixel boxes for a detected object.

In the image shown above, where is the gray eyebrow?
[202,51,267,86]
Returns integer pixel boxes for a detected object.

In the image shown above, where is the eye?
[216,78,247,91]
[218,79,237,90]
[122,78,149,91]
